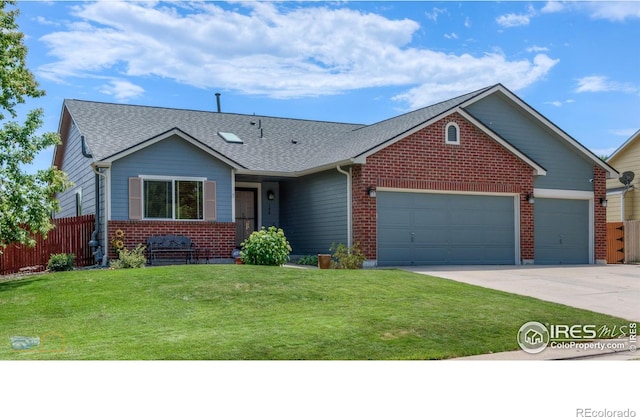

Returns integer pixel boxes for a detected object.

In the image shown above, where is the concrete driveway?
[401,264,640,322]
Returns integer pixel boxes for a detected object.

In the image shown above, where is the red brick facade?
[108,220,236,261]
[352,113,536,263]
[593,166,607,263]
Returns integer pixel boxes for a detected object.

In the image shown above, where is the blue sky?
[13,1,640,174]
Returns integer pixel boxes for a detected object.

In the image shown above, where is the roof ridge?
[64,98,365,127]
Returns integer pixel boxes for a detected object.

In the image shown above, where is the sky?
[11,0,640,174]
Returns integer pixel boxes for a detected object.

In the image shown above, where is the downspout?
[81,136,103,265]
[336,166,352,247]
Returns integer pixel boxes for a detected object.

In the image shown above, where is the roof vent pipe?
[215,92,221,113]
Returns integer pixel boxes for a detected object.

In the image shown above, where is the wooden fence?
[0,215,95,275]
[606,220,640,264]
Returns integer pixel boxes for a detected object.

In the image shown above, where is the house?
[606,129,639,222]
[52,84,617,266]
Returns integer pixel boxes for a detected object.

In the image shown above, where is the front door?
[235,188,258,246]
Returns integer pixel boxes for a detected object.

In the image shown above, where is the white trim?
[138,175,207,221]
[231,170,236,221]
[532,188,595,264]
[376,188,521,265]
[533,188,593,199]
[336,166,353,247]
[445,121,460,145]
[102,128,243,170]
[235,182,262,229]
[377,187,518,198]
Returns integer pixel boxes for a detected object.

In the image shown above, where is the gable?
[465,92,598,191]
[367,113,536,189]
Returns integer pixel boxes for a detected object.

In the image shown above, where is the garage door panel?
[378,192,515,266]
[534,198,589,264]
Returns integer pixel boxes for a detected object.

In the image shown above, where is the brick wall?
[352,113,535,262]
[593,166,607,263]
[108,220,236,260]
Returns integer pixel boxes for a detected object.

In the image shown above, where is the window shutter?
[204,181,217,221]
[129,177,142,220]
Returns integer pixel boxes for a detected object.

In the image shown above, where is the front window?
[143,178,203,220]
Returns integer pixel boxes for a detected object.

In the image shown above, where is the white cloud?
[392,53,559,109]
[37,2,558,106]
[98,79,145,101]
[582,2,640,21]
[575,76,638,94]
[496,13,531,27]
[526,46,549,53]
[444,32,458,40]
[425,7,447,22]
[541,1,566,14]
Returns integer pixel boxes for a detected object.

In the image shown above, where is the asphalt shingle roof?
[63,85,494,173]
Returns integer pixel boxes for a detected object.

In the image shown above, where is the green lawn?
[0,265,630,360]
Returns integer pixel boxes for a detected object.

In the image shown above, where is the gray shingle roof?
[63,85,494,174]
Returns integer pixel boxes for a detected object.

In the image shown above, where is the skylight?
[218,132,243,144]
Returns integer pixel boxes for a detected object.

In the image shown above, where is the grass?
[0,265,630,360]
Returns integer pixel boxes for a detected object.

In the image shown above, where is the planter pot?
[318,254,331,269]
[235,258,244,265]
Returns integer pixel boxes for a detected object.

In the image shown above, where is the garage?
[377,191,516,266]
[534,198,590,264]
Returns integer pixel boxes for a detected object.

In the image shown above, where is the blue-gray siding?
[280,170,348,255]
[377,192,516,266]
[534,198,589,264]
[55,123,97,218]
[110,136,234,221]
[261,182,280,228]
[465,94,594,191]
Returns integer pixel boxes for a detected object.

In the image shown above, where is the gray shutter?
[129,177,142,220]
[204,181,216,221]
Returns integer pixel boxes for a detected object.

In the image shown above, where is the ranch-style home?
[52,84,617,266]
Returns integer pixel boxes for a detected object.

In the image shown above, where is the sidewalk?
[451,338,639,360]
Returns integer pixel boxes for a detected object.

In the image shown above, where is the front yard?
[0,265,630,360]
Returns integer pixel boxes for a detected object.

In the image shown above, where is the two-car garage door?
[377,192,516,266]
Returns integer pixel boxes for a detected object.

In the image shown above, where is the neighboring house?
[606,129,640,222]
[53,84,617,266]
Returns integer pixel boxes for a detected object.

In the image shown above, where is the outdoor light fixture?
[527,194,535,204]
[600,197,608,207]
[267,190,275,201]
[367,187,377,198]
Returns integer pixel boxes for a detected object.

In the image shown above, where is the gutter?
[336,165,353,247]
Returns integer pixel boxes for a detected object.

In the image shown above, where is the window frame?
[139,175,207,221]
[445,122,460,145]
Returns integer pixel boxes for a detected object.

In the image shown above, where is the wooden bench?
[146,235,197,266]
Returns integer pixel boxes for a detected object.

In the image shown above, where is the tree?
[0,0,70,251]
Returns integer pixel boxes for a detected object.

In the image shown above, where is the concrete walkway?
[401,264,640,360]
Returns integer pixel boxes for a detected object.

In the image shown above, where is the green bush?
[241,226,292,266]
[110,244,147,269]
[48,253,76,272]
[296,255,318,266]
[330,242,366,269]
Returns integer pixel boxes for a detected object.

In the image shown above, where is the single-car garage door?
[377,192,516,266]
[534,198,589,264]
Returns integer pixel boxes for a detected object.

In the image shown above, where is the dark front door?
[235,188,258,246]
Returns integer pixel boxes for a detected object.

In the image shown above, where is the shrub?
[330,242,366,269]
[241,226,292,266]
[110,244,147,269]
[296,255,318,266]
[48,253,76,272]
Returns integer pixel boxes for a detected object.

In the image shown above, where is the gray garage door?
[534,198,589,264]
[377,192,516,266]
